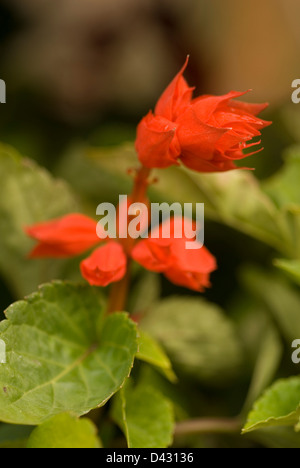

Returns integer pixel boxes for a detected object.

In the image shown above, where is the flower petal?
[176,107,227,170]
[135,111,180,168]
[192,90,250,123]
[155,56,194,121]
[131,237,172,273]
[227,100,269,116]
[164,268,212,292]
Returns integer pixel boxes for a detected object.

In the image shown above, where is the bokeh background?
[0,0,299,164]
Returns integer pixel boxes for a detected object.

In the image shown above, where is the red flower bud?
[80,241,127,287]
[26,214,100,258]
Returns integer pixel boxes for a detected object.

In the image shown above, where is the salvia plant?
[0,58,300,449]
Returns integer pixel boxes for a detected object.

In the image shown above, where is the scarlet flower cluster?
[136,58,271,172]
[27,214,216,292]
[26,58,270,295]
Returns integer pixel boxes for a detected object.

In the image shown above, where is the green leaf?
[141,297,243,386]
[243,377,300,433]
[186,168,297,258]
[241,266,300,342]
[57,144,136,206]
[0,282,138,425]
[111,383,174,448]
[274,259,300,286]
[249,426,300,449]
[128,272,161,316]
[230,296,273,369]
[263,146,300,209]
[242,322,283,414]
[138,366,189,422]
[26,413,101,448]
[0,144,79,297]
[137,330,177,383]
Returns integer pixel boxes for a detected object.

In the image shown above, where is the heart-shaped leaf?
[0,282,138,425]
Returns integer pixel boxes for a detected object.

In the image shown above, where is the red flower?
[26,214,127,287]
[26,214,99,258]
[135,58,271,172]
[131,217,217,292]
[27,213,216,292]
[80,242,127,287]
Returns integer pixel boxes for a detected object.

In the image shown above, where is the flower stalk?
[107,165,152,314]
